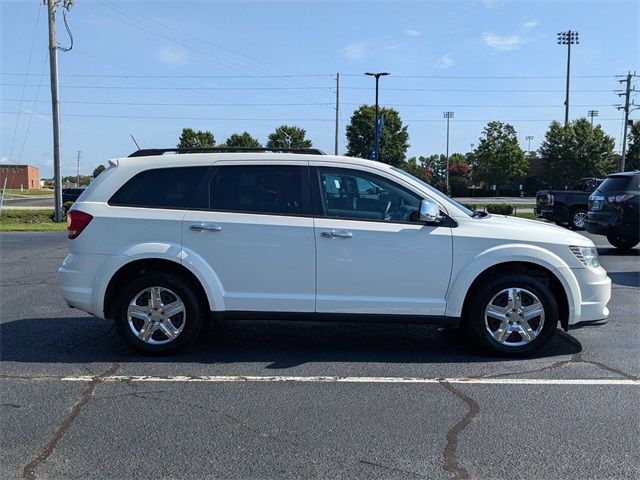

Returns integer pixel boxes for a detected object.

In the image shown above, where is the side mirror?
[419,199,443,224]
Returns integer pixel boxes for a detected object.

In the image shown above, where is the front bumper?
[566,266,611,325]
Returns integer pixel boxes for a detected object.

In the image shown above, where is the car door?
[182,161,316,312]
[311,164,453,316]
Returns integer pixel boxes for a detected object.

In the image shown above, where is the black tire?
[607,234,639,250]
[569,209,588,230]
[464,274,558,356]
[113,271,205,354]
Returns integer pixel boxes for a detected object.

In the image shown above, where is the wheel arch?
[103,258,210,320]
[458,261,570,331]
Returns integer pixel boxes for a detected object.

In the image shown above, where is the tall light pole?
[557,30,579,127]
[75,150,82,187]
[365,72,389,161]
[443,111,454,195]
[525,135,534,153]
[587,110,599,126]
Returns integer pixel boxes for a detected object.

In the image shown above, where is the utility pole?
[365,72,390,161]
[587,110,599,126]
[616,71,636,171]
[75,150,82,186]
[557,31,579,127]
[334,73,339,155]
[47,0,63,222]
[443,111,454,195]
[525,135,534,153]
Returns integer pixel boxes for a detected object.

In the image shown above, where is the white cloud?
[436,54,456,68]
[481,32,525,51]
[342,42,368,61]
[404,29,420,37]
[522,20,539,30]
[156,46,188,66]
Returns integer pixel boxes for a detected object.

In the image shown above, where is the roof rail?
[128,147,326,157]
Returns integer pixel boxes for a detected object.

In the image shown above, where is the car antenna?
[130,134,141,150]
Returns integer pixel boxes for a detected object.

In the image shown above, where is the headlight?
[570,246,599,268]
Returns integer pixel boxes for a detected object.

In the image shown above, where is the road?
[1,197,54,208]
[1,231,638,479]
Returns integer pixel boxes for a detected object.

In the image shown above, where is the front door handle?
[321,230,353,239]
[190,223,222,232]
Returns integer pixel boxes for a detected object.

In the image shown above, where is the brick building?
[0,164,41,190]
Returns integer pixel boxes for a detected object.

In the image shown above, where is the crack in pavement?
[439,381,480,480]
[482,336,639,381]
[20,363,119,480]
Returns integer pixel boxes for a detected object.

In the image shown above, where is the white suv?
[59,148,611,355]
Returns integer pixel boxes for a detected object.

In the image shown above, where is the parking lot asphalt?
[1,231,638,480]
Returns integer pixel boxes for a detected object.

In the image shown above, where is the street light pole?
[587,110,599,126]
[443,111,454,195]
[365,72,389,161]
[557,30,579,127]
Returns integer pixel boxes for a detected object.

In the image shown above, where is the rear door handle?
[321,230,353,239]
[190,223,222,232]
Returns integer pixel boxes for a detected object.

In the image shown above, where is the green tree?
[177,128,215,149]
[92,164,106,178]
[266,125,312,149]
[345,105,409,167]
[473,121,527,193]
[448,152,467,165]
[625,120,640,171]
[222,132,262,148]
[539,119,616,187]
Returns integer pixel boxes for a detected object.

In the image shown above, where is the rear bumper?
[58,252,124,318]
[586,212,638,238]
[534,207,554,221]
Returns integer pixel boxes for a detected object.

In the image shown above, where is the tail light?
[67,210,93,239]
[548,194,555,206]
[607,194,635,204]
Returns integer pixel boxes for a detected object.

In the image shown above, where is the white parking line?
[59,375,640,386]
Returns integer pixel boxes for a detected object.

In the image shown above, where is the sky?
[1,0,638,178]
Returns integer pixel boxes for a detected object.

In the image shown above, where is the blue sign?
[371,114,385,160]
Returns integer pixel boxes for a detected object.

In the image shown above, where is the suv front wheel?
[114,272,204,354]
[465,274,558,355]
[606,234,639,251]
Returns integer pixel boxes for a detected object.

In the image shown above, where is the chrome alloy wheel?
[572,211,587,229]
[484,287,545,347]
[127,287,186,345]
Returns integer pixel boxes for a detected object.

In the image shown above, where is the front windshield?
[391,167,475,216]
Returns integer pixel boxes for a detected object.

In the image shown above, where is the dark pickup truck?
[535,177,603,230]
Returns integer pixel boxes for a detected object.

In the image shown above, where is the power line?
[1,99,332,106]
[7,4,42,165]
[0,111,622,123]
[341,74,614,79]
[0,83,332,91]
[0,72,332,79]
[342,87,611,93]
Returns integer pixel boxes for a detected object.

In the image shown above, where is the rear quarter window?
[109,166,209,209]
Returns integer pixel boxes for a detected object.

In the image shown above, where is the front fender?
[445,243,580,323]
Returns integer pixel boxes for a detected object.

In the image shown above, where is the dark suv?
[586,172,639,250]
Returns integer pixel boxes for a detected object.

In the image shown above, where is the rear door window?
[109,167,209,209]
[209,165,308,215]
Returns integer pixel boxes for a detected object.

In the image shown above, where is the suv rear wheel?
[606,234,639,250]
[114,272,204,354]
[465,274,558,355]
